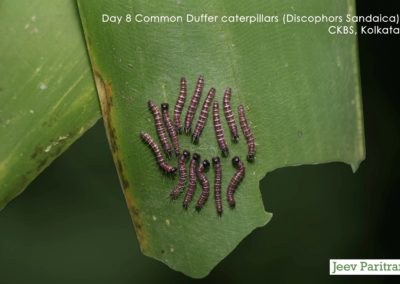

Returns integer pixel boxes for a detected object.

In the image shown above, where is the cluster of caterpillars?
[140,75,255,216]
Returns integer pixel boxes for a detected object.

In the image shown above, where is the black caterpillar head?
[232,156,241,167]
[247,154,255,162]
[193,153,200,161]
[161,103,169,112]
[182,150,190,159]
[212,157,220,165]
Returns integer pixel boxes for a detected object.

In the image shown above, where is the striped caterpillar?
[140,132,177,174]
[226,156,245,208]
[184,75,204,134]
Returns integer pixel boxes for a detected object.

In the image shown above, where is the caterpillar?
[226,156,245,208]
[223,87,239,143]
[212,157,223,216]
[195,159,210,211]
[238,105,256,162]
[170,150,190,199]
[192,88,216,144]
[161,103,180,156]
[140,132,177,174]
[148,100,172,158]
[173,77,187,133]
[183,153,200,209]
[213,101,229,157]
[184,75,205,134]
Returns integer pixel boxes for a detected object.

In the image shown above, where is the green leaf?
[0,0,100,210]
[77,0,365,278]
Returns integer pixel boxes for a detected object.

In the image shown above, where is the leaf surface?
[0,0,100,209]
[77,0,365,278]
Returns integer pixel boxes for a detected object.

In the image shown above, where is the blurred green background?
[1,1,399,283]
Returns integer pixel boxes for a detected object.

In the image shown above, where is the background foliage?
[0,0,100,209]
